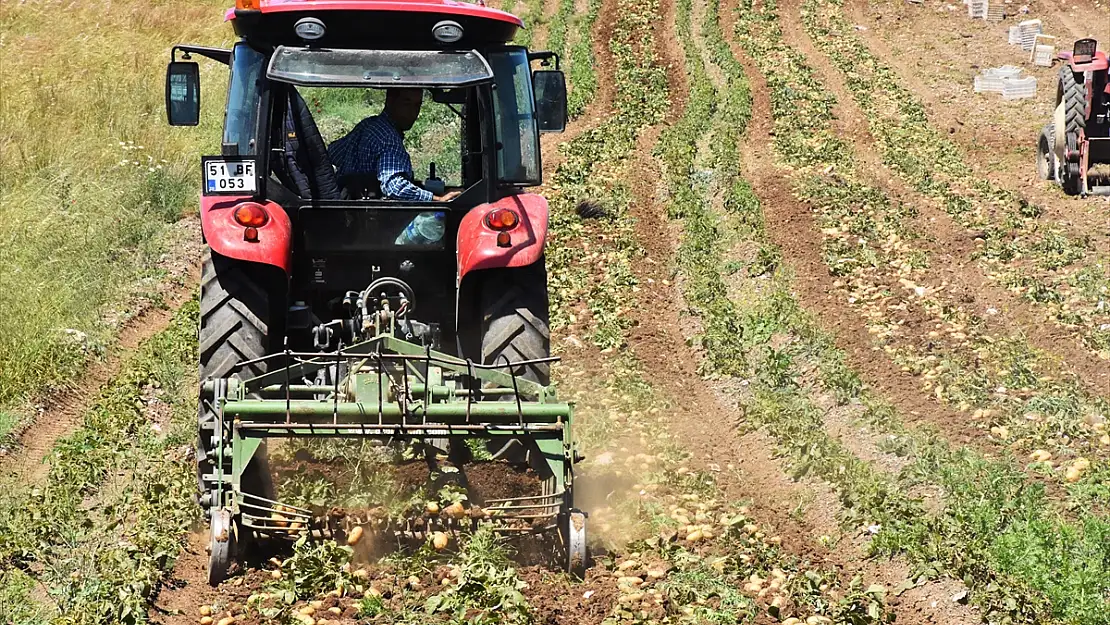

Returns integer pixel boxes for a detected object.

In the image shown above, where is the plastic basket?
[1002,76,1037,100]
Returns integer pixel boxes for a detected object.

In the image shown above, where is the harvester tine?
[466,358,476,423]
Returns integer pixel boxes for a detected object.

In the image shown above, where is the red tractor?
[1037,38,1110,195]
[167,0,584,583]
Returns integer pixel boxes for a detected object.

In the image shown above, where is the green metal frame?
[206,334,577,527]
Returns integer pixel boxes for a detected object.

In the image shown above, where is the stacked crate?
[967,0,988,18]
[1002,76,1038,99]
[1018,19,1044,51]
[974,66,1022,93]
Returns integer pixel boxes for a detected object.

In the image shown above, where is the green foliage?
[424,527,531,624]
[268,537,357,604]
[0,302,200,624]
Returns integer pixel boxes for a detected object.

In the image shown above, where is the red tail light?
[486,208,520,231]
[233,203,268,228]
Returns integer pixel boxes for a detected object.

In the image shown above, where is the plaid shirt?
[327,114,433,202]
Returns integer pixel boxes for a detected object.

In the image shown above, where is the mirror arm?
[527,50,560,70]
[172,45,232,66]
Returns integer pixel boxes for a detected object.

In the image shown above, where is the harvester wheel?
[1057,66,1087,195]
[198,250,278,501]
[479,259,551,385]
[562,509,588,578]
[1037,123,1056,181]
[207,507,234,586]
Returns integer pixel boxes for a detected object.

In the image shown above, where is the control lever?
[423,162,445,196]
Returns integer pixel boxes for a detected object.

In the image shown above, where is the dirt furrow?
[607,0,979,621]
[843,0,1110,253]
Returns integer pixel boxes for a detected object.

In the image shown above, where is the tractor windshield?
[267,47,494,88]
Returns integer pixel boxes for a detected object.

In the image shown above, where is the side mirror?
[166,61,200,126]
[533,70,567,133]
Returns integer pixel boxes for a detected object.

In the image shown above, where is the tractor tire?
[1037,123,1056,181]
[1058,66,1088,135]
[477,259,550,467]
[479,259,551,385]
[198,250,279,502]
[1058,66,1087,195]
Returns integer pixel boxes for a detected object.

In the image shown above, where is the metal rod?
[226,401,570,419]
[486,492,565,503]
[236,423,564,433]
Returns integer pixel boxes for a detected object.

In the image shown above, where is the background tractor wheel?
[1037,123,1056,181]
[198,250,280,502]
[1057,67,1087,195]
[477,259,550,465]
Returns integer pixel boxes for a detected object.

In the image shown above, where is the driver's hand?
[434,190,462,202]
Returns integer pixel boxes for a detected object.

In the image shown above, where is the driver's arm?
[377,142,433,202]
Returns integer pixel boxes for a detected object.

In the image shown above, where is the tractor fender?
[200,195,293,274]
[456,193,548,281]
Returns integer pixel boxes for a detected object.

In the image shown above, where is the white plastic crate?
[968,0,988,18]
[986,5,1004,21]
[974,66,1023,93]
[1002,76,1037,100]
[1032,44,1055,67]
[1018,19,1043,51]
[1009,26,1022,45]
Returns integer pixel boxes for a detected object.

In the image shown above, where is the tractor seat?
[338,173,382,200]
[273,88,343,201]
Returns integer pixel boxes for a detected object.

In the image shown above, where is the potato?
[432,531,449,550]
[1029,449,1052,462]
[426,501,441,515]
[199,606,213,617]
[444,502,466,519]
[298,605,316,616]
[216,618,236,625]
[346,526,364,546]
[199,618,213,625]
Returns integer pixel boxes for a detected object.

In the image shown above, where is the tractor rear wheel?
[479,259,551,385]
[198,250,279,503]
[1037,123,1056,181]
[1058,66,1087,195]
[477,259,550,465]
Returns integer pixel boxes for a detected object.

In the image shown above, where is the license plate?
[203,158,256,195]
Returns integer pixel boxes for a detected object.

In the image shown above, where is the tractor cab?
[167,0,567,356]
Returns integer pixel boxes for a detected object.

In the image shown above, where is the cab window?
[487,48,541,186]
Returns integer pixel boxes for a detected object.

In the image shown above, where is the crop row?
[545,0,669,348]
[730,0,1109,508]
[643,0,1110,621]
[800,0,1110,357]
[0,303,200,625]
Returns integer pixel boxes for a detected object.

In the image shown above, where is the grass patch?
[0,0,227,411]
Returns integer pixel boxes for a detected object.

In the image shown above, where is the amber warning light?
[236,0,259,10]
[234,203,269,228]
[485,208,519,231]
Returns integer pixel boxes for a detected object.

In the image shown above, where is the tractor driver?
[328,88,461,202]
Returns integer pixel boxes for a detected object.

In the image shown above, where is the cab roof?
[229,0,524,49]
